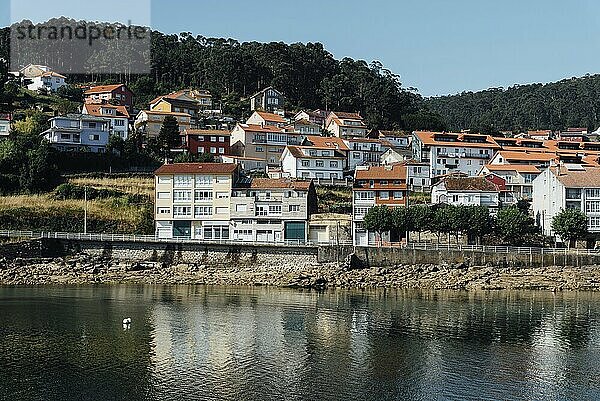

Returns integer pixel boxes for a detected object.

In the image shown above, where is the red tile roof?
[83,104,130,118]
[414,131,500,149]
[551,166,600,188]
[355,164,407,180]
[303,135,349,151]
[255,111,286,123]
[84,84,126,95]
[155,163,238,175]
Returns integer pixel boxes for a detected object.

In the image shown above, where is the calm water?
[1,286,600,401]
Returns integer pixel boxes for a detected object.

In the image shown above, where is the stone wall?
[318,245,600,268]
[59,240,319,270]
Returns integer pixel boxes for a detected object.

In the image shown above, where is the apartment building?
[285,119,322,135]
[249,87,285,113]
[352,164,408,246]
[154,163,239,239]
[412,131,500,178]
[82,104,130,139]
[42,114,110,152]
[344,137,392,170]
[480,164,541,200]
[532,165,600,237]
[230,178,317,242]
[405,160,431,191]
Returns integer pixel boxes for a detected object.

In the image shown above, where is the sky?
[3,0,600,97]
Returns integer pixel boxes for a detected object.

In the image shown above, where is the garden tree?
[56,85,84,102]
[431,205,456,243]
[516,199,531,214]
[19,140,61,193]
[12,110,49,136]
[363,205,395,244]
[494,206,536,246]
[391,206,412,242]
[551,208,589,249]
[157,115,181,152]
[106,134,126,155]
[54,98,79,115]
[409,204,434,242]
[448,205,471,242]
[464,206,494,245]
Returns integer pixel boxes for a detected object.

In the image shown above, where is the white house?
[281,145,346,180]
[532,165,600,236]
[325,111,368,138]
[431,176,501,210]
[42,114,111,153]
[82,104,130,139]
[27,71,67,92]
[412,131,500,178]
[0,113,11,138]
[405,160,431,191]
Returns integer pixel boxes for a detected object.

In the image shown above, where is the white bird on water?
[123,318,132,330]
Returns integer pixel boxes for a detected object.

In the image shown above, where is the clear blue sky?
[4,0,600,96]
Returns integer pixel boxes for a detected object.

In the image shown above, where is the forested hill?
[0,20,446,131]
[426,75,600,133]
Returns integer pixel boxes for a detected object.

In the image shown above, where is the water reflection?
[1,287,600,400]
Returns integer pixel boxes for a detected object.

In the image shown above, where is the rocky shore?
[2,253,600,291]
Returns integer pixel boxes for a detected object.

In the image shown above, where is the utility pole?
[84,186,88,235]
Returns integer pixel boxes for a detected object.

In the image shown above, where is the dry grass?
[68,176,154,196]
[0,195,146,223]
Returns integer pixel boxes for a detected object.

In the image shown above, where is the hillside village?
[1,64,600,248]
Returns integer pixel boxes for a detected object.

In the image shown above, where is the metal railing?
[362,241,600,256]
[0,229,353,248]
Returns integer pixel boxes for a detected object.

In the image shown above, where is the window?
[60,133,70,140]
[322,151,330,157]
[301,160,310,167]
[173,190,192,202]
[380,180,388,186]
[566,188,582,200]
[114,120,125,126]
[355,192,375,201]
[354,206,371,218]
[289,205,300,212]
[236,204,248,212]
[301,172,310,178]
[194,191,212,202]
[195,175,213,187]
[269,205,282,215]
[353,152,361,159]
[379,191,389,200]
[452,195,459,203]
[309,150,317,157]
[590,216,600,229]
[211,136,217,142]
[157,207,170,214]
[157,192,170,199]
[210,147,217,154]
[173,206,191,216]
[216,192,229,199]
[88,122,97,129]
[586,189,600,199]
[216,176,229,184]
[393,191,403,200]
[158,176,172,184]
[256,205,267,216]
[219,137,225,142]
[316,160,324,167]
[174,175,193,188]
[194,206,213,217]
[256,146,264,152]
[219,147,225,154]
[215,207,228,215]
[330,161,338,168]
[586,201,600,213]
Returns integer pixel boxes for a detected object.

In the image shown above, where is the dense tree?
[427,75,600,132]
[495,206,536,246]
[409,204,434,242]
[173,152,215,163]
[551,209,589,248]
[464,206,494,245]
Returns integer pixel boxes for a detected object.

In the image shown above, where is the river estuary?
[0,286,599,400]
